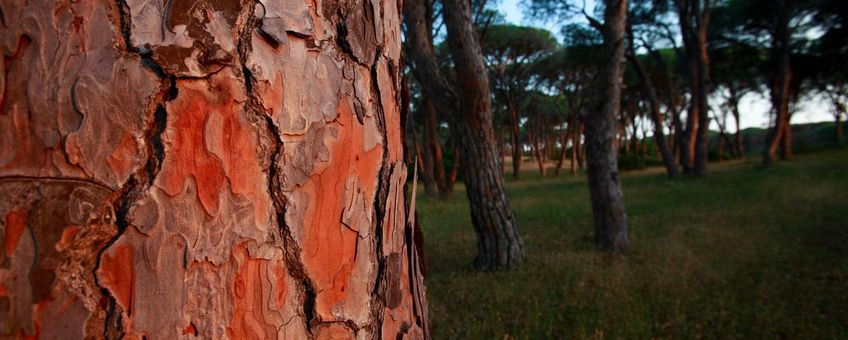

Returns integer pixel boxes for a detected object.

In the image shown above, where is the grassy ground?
[416,148,848,339]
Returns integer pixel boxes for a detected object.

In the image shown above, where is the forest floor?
[416,147,848,339]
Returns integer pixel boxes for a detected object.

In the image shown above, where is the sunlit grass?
[417,148,848,339]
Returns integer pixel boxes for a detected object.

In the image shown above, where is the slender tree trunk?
[730,87,745,157]
[0,0,428,338]
[555,125,570,176]
[508,102,523,179]
[837,113,845,143]
[576,118,587,171]
[763,0,793,167]
[416,129,437,194]
[585,0,629,251]
[656,49,690,172]
[571,118,579,176]
[530,127,547,177]
[448,146,461,193]
[424,99,449,196]
[444,0,524,269]
[415,100,437,196]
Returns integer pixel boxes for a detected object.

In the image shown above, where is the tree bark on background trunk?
[763,0,793,167]
[692,6,712,176]
[0,0,428,338]
[508,102,523,179]
[413,92,437,196]
[444,0,524,270]
[555,126,570,176]
[729,86,745,157]
[585,0,629,251]
[424,99,449,196]
[675,0,712,176]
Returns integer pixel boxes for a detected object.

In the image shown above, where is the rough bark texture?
[443,0,524,270]
[0,0,428,338]
[585,0,629,251]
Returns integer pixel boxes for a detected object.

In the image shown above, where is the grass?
[416,148,848,339]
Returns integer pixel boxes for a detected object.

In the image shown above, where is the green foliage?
[482,24,559,60]
[418,148,848,338]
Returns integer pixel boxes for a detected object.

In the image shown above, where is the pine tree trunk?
[424,100,449,197]
[586,0,629,251]
[692,9,712,176]
[763,0,793,168]
[555,126,570,176]
[571,118,580,176]
[730,87,745,157]
[412,91,437,196]
[508,103,523,179]
[443,0,524,270]
[0,0,428,338]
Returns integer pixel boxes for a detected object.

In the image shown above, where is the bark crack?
[93,3,174,336]
[234,4,320,335]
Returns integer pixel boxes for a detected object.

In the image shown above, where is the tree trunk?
[571,118,580,176]
[729,86,745,157]
[443,0,524,270]
[692,7,712,176]
[508,102,523,179]
[448,146,461,193]
[530,128,547,177]
[0,0,428,338]
[585,0,629,251]
[781,113,793,159]
[555,125,570,176]
[424,99,449,196]
[413,94,437,196]
[763,0,793,168]
[675,0,712,176]
[837,113,845,143]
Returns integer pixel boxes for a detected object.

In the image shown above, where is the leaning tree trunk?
[585,0,629,251]
[626,41,678,178]
[443,0,524,270]
[0,0,428,338]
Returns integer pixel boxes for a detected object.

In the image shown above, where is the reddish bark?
[0,0,427,338]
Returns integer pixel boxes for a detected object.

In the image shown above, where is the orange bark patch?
[272,261,288,309]
[97,244,134,315]
[183,322,198,336]
[228,244,276,340]
[106,134,139,182]
[54,225,81,251]
[376,60,402,162]
[302,96,383,319]
[158,72,269,221]
[159,85,227,215]
[4,209,27,257]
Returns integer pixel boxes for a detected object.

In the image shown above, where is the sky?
[497,0,834,131]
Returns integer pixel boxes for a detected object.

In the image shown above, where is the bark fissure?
[2,0,427,336]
